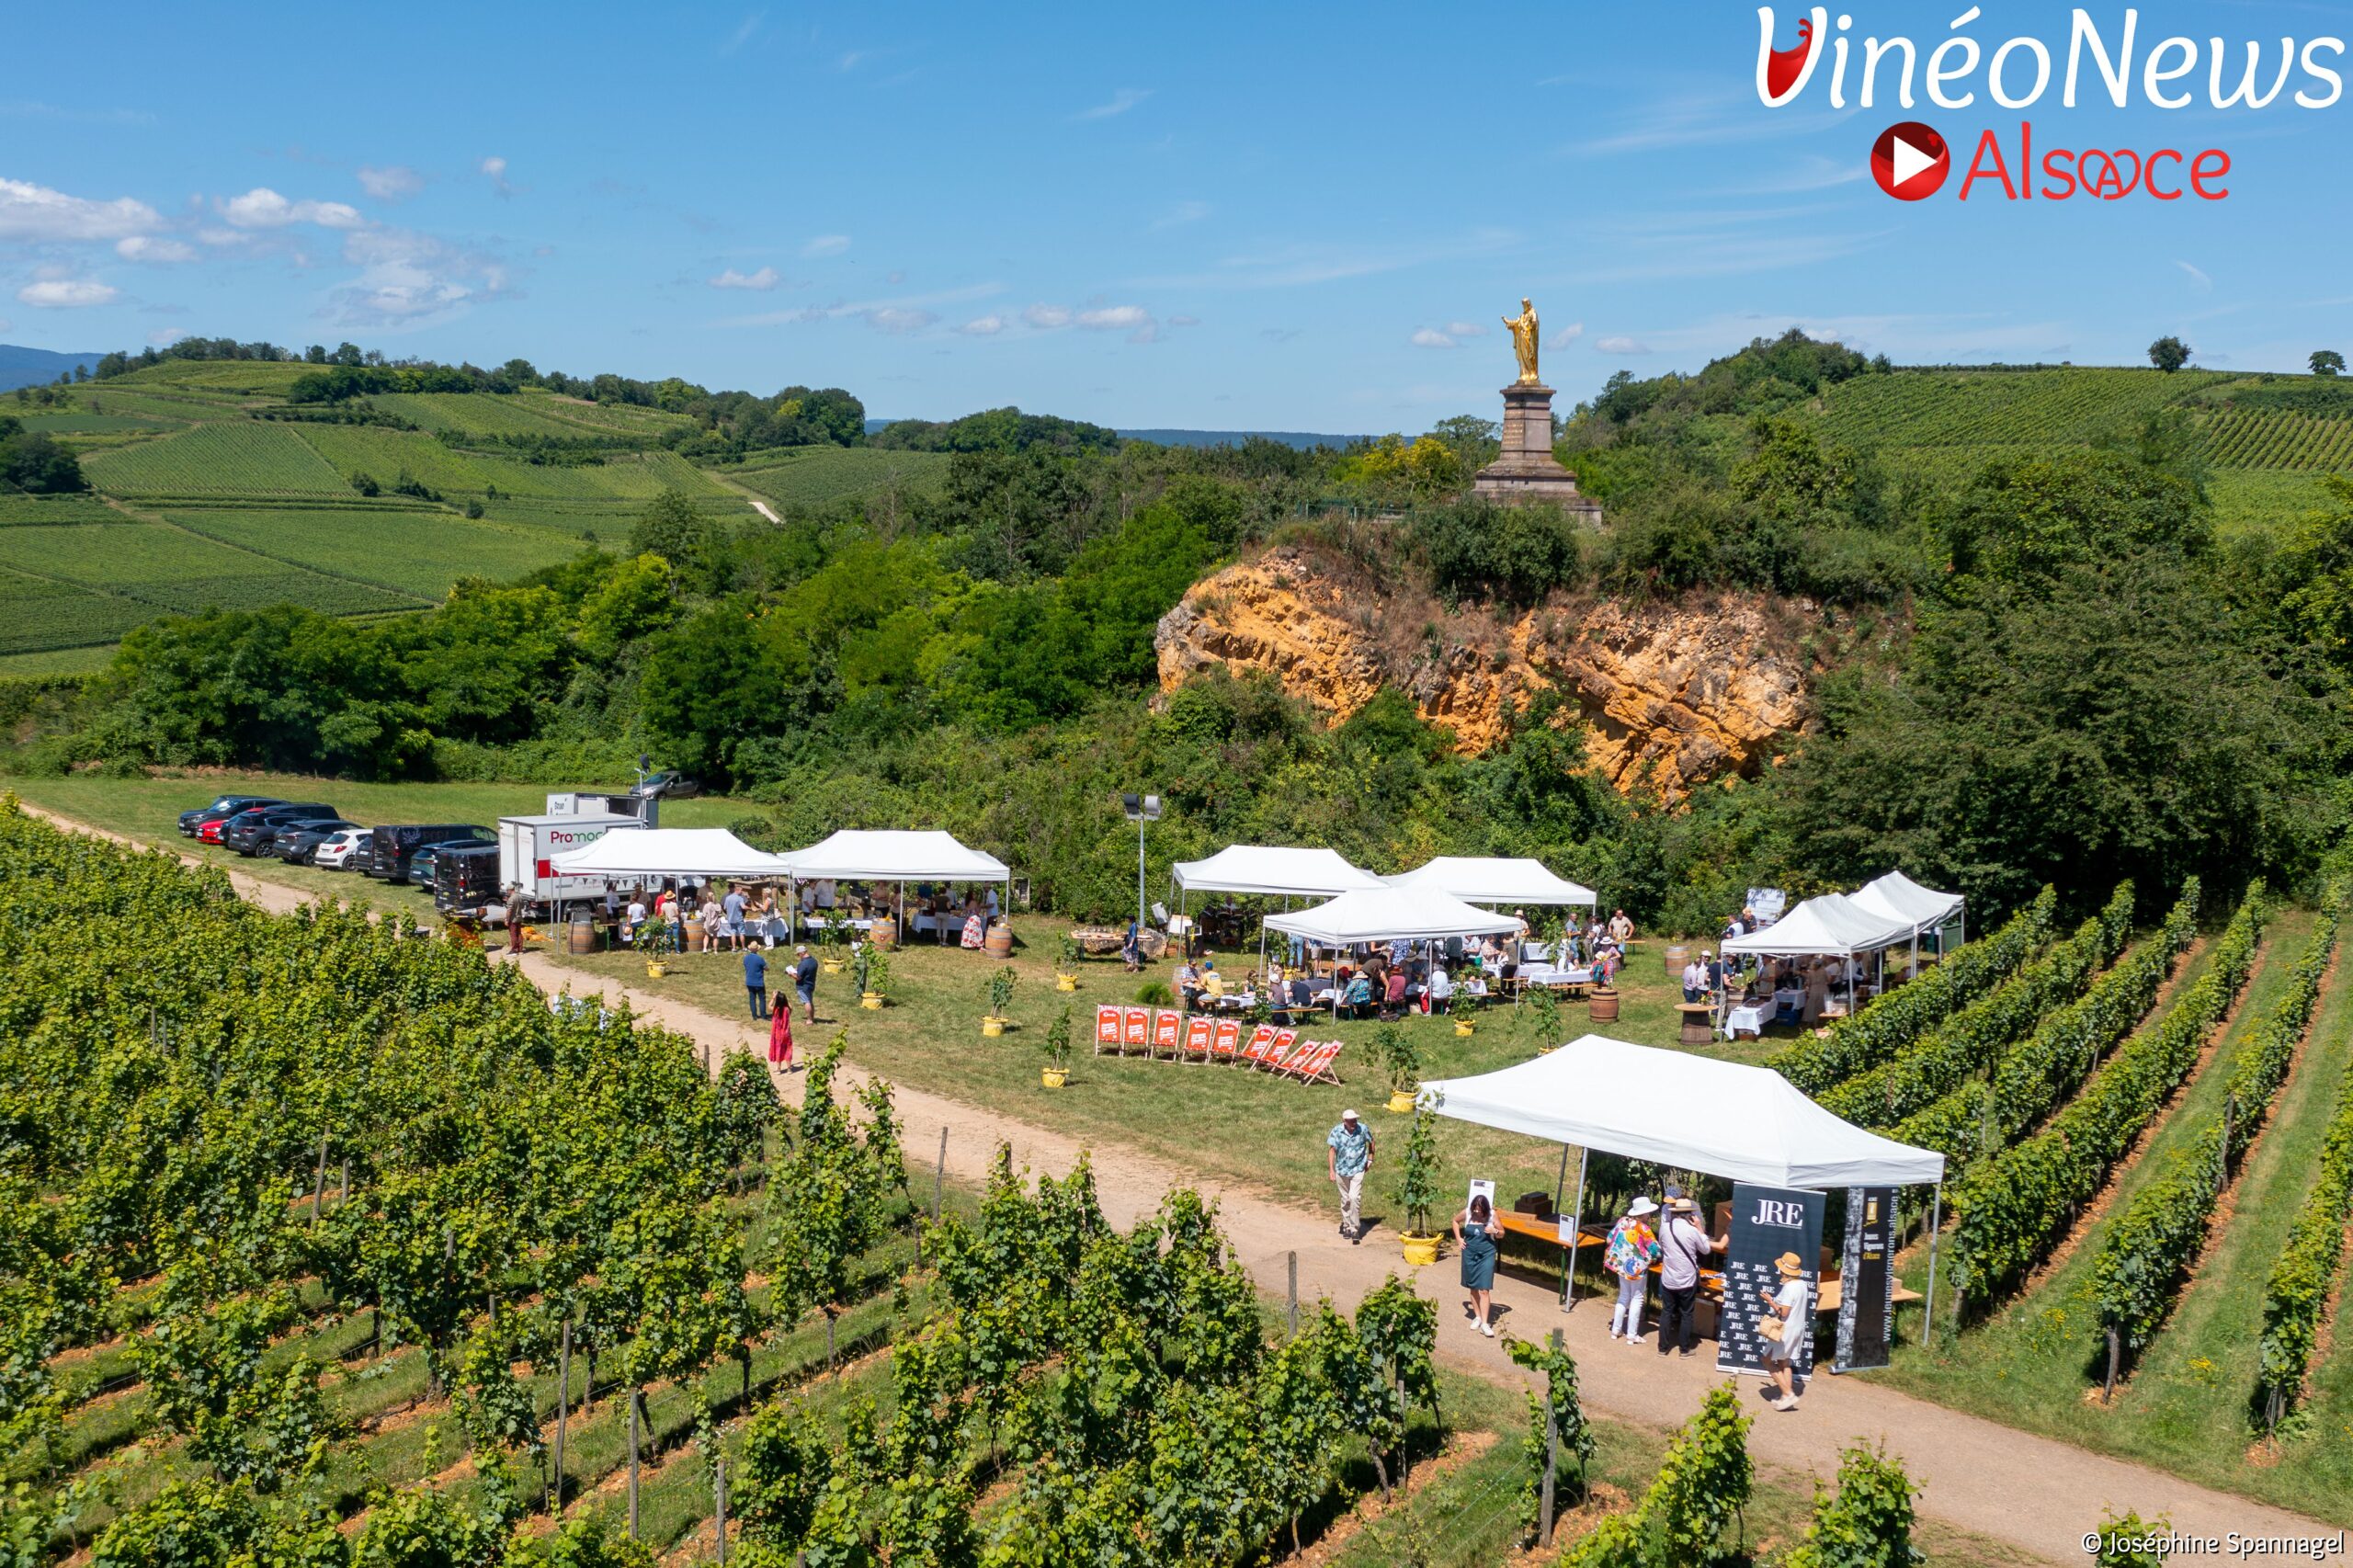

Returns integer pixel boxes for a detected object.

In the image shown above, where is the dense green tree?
[2148,335,2192,372]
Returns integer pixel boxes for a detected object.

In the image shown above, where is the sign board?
[1834,1186,1896,1373]
[1745,887,1788,926]
[1715,1183,1824,1378]
[1464,1177,1496,1223]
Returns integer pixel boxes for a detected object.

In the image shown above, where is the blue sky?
[6,2,2350,429]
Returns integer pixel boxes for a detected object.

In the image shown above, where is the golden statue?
[1503,297,1541,386]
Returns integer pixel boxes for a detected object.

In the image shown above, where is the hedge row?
[1945,884,2266,1303]
[1772,887,2057,1096]
[2257,964,2353,1423]
[1894,881,2200,1173]
[2092,900,2339,1358]
[1823,884,2133,1131]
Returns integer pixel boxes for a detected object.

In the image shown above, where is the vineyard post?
[933,1126,947,1225]
[2105,1327,2120,1401]
[338,1155,348,1208]
[312,1132,328,1221]
[1288,1252,1299,1335]
[1539,1327,1562,1549]
[552,1319,571,1512]
[2222,1095,2237,1181]
[628,1388,642,1537]
[714,1453,727,1563]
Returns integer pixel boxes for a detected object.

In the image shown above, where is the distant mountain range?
[0,345,104,392]
[1116,427,1367,450]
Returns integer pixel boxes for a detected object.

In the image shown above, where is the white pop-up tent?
[1383,856,1597,907]
[549,827,793,880]
[1850,870,1964,943]
[1420,1033,1951,1327]
[775,829,1011,944]
[1172,846,1385,898]
[1265,886,1524,947]
[1718,892,1910,958]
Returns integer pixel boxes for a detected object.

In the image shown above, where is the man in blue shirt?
[743,946,767,1020]
[1326,1110,1375,1243]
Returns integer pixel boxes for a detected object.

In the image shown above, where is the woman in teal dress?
[1454,1194,1504,1337]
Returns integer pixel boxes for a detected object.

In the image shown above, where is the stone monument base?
[1472,382,1602,517]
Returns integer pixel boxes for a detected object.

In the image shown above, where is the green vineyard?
[163,506,591,600]
[297,424,730,501]
[0,521,420,617]
[722,445,951,509]
[81,422,351,499]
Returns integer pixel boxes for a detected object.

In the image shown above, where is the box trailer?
[497,813,644,917]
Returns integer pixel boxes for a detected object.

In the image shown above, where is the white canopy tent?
[1420,1033,1951,1328]
[1172,846,1385,898]
[1264,887,1524,947]
[1718,892,1911,958]
[775,829,1011,945]
[1850,869,1966,965]
[1383,856,1597,907]
[549,827,793,880]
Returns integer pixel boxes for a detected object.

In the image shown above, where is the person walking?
[1326,1110,1374,1243]
[743,944,768,1021]
[1605,1196,1663,1344]
[1454,1193,1505,1337]
[767,995,796,1070]
[1760,1251,1813,1411]
[1656,1196,1728,1358]
[792,943,819,1024]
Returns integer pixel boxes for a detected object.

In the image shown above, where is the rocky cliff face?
[1154,546,1821,798]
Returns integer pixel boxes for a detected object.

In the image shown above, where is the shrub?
[1783,1443,1923,1568]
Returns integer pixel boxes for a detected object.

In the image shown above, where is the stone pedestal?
[1472,383,1602,517]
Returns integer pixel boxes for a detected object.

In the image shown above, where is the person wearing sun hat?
[1604,1196,1664,1344]
[1657,1195,1728,1357]
[1759,1250,1812,1412]
[1326,1109,1374,1243]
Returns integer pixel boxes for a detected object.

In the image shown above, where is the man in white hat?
[1326,1109,1374,1244]
[1657,1196,1728,1358]
[1759,1250,1812,1411]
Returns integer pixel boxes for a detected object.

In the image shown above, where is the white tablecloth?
[1725,1003,1770,1037]
[1520,964,1594,988]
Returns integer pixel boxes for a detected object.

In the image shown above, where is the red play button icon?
[1871,122,1949,200]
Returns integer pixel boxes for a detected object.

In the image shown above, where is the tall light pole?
[1121,792,1162,931]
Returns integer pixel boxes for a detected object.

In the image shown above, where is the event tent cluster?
[551,826,1011,932]
[1720,871,1963,961]
[1175,846,1596,964]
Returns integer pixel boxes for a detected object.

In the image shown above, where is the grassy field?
[165,505,596,598]
[719,446,951,509]
[1885,909,2353,1526]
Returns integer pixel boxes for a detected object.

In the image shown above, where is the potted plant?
[1394,1108,1442,1267]
[819,932,846,975]
[1525,982,1563,1054]
[1453,987,1479,1038]
[642,917,675,979]
[1372,1024,1422,1114]
[1055,935,1082,993]
[1041,1004,1073,1088]
[859,944,890,1010]
[982,964,1016,1037]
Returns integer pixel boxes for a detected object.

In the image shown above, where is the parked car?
[207,802,335,848]
[310,828,373,869]
[432,844,502,919]
[222,805,342,857]
[178,794,282,837]
[640,769,701,799]
[363,824,495,884]
[270,821,361,865]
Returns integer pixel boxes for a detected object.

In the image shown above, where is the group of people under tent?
[1678,903,1925,1031]
[597,879,1005,951]
[1142,907,1640,1022]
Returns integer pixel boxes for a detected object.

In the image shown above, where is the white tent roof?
[1173,845,1386,898]
[1384,856,1596,906]
[549,828,794,879]
[1264,886,1522,946]
[1720,892,1913,958]
[1421,1034,1946,1188]
[774,829,1007,881]
[1849,870,1964,937]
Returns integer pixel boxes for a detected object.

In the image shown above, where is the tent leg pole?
[1552,1146,1571,1302]
[1923,1182,1943,1353]
[1563,1147,1588,1311]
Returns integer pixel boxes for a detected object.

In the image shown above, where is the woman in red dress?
[767,1000,795,1069]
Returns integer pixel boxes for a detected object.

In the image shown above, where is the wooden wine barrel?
[684,918,704,947]
[567,915,597,955]
[1587,987,1620,1022]
[1663,943,1688,977]
[870,916,897,949]
[983,922,1014,959]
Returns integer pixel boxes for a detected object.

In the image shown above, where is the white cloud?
[1023,303,1073,329]
[221,187,366,230]
[1410,327,1457,348]
[863,306,934,334]
[1074,87,1151,120]
[1595,335,1651,355]
[709,266,780,290]
[2177,260,2212,291]
[116,235,197,263]
[194,226,247,248]
[0,176,161,242]
[357,165,424,202]
[1547,320,1585,349]
[330,227,509,328]
[960,314,1006,335]
[801,233,849,258]
[147,326,188,347]
[1077,304,1151,331]
[1442,320,1488,338]
[480,156,514,197]
[17,278,118,308]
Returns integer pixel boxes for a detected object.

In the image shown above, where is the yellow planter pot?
[1385,1090,1416,1114]
[860,993,884,1010]
[981,1017,1006,1038]
[1042,1066,1068,1088]
[821,960,843,975]
[1055,973,1078,992]
[1455,1018,1476,1037]
[1400,1233,1440,1267]
[645,961,666,979]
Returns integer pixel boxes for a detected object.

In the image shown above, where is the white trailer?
[497,813,645,915]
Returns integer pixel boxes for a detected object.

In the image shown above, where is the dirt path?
[28,804,2341,1565]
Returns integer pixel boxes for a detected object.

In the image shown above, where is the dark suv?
[179,794,283,837]
[221,804,340,857]
[364,824,494,884]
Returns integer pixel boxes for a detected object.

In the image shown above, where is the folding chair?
[1211,1018,1242,1062]
[1293,1040,1344,1085]
[1121,1006,1151,1056]
[1239,1024,1277,1068]
[1094,1005,1122,1057]
[1152,1008,1182,1061]
[1267,1027,1300,1068]
[1182,1016,1215,1064]
[1265,1034,1310,1075]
